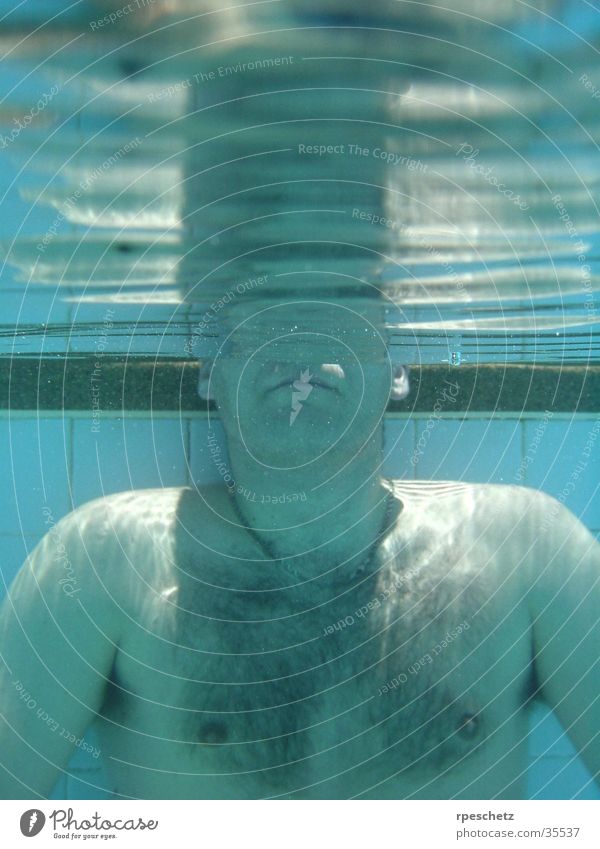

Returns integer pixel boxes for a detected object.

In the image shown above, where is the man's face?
[210,300,392,469]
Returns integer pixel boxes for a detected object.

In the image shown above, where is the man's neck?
[226,439,394,581]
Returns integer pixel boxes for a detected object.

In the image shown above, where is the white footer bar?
[1,800,598,848]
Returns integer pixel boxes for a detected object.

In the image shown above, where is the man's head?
[203,297,405,475]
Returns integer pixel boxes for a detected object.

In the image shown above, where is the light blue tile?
[72,417,188,506]
[411,418,522,483]
[0,288,71,326]
[0,179,62,241]
[528,702,578,758]
[0,534,41,599]
[383,419,415,480]
[71,302,182,324]
[528,755,600,800]
[63,732,114,799]
[0,418,71,535]
[524,419,600,530]
[69,332,184,356]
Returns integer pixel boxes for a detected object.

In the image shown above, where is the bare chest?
[104,546,533,798]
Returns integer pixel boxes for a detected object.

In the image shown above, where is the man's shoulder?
[58,483,241,560]
[43,487,186,581]
[390,478,554,515]
[388,479,566,551]
[62,486,186,535]
[392,477,597,559]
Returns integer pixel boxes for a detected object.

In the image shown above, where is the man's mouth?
[295,12,396,29]
[263,363,346,394]
[267,375,335,393]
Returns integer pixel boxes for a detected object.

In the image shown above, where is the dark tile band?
[0,359,597,413]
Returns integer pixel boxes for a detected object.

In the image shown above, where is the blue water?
[0,0,598,363]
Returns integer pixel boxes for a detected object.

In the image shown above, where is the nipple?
[199,721,229,745]
[456,712,480,740]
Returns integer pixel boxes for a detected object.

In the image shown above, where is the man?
[1,297,599,800]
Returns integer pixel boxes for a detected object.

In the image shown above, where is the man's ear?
[390,364,410,400]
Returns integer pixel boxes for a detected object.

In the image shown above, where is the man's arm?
[0,502,126,799]
[528,492,600,786]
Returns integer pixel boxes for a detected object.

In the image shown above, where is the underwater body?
[0,0,599,802]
